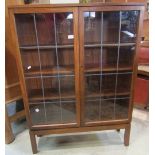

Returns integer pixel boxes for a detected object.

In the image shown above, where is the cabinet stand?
[29,123,131,154]
[29,131,38,154]
[124,123,131,146]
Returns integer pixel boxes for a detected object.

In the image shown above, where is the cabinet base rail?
[29,123,131,154]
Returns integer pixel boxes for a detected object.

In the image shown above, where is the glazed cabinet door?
[79,8,140,126]
[13,8,80,128]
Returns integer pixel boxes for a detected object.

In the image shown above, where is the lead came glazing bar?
[99,12,104,120]
[53,13,63,123]
[33,14,47,122]
[113,11,122,119]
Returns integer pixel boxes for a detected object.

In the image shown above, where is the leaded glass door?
[80,9,139,125]
[14,8,80,128]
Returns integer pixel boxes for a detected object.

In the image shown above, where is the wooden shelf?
[20,43,135,50]
[24,66,74,76]
[20,44,74,50]
[85,65,133,73]
[29,89,75,102]
[84,43,135,48]
[86,91,130,99]
[28,89,130,103]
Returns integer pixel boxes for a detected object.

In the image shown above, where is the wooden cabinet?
[8,2,144,153]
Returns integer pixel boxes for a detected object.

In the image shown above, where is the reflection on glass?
[84,12,101,44]
[30,99,76,125]
[30,104,45,125]
[21,49,40,75]
[120,11,139,43]
[102,12,120,44]
[55,13,74,45]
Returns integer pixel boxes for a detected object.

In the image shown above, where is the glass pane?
[120,11,139,43]
[84,47,100,72]
[102,47,118,71]
[55,13,74,45]
[85,75,100,97]
[21,49,58,76]
[85,98,100,122]
[46,101,61,124]
[25,77,43,102]
[102,12,120,44]
[43,77,59,101]
[36,13,55,46]
[61,100,76,123]
[26,75,76,102]
[57,48,75,74]
[85,98,115,122]
[21,49,40,76]
[118,46,135,69]
[40,49,57,74]
[84,12,101,44]
[117,73,132,93]
[30,103,45,125]
[59,75,75,99]
[100,99,114,121]
[102,74,116,96]
[115,98,129,119]
[15,14,37,46]
[84,46,121,73]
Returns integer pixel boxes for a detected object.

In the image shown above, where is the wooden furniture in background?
[105,0,149,41]
[8,2,144,153]
[134,43,149,108]
[134,65,149,108]
[5,0,25,144]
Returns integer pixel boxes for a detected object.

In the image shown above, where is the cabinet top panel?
[8,2,144,9]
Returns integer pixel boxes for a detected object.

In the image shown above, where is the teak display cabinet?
[9,2,144,154]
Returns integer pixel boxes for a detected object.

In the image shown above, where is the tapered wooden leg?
[124,124,131,146]
[29,130,38,154]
